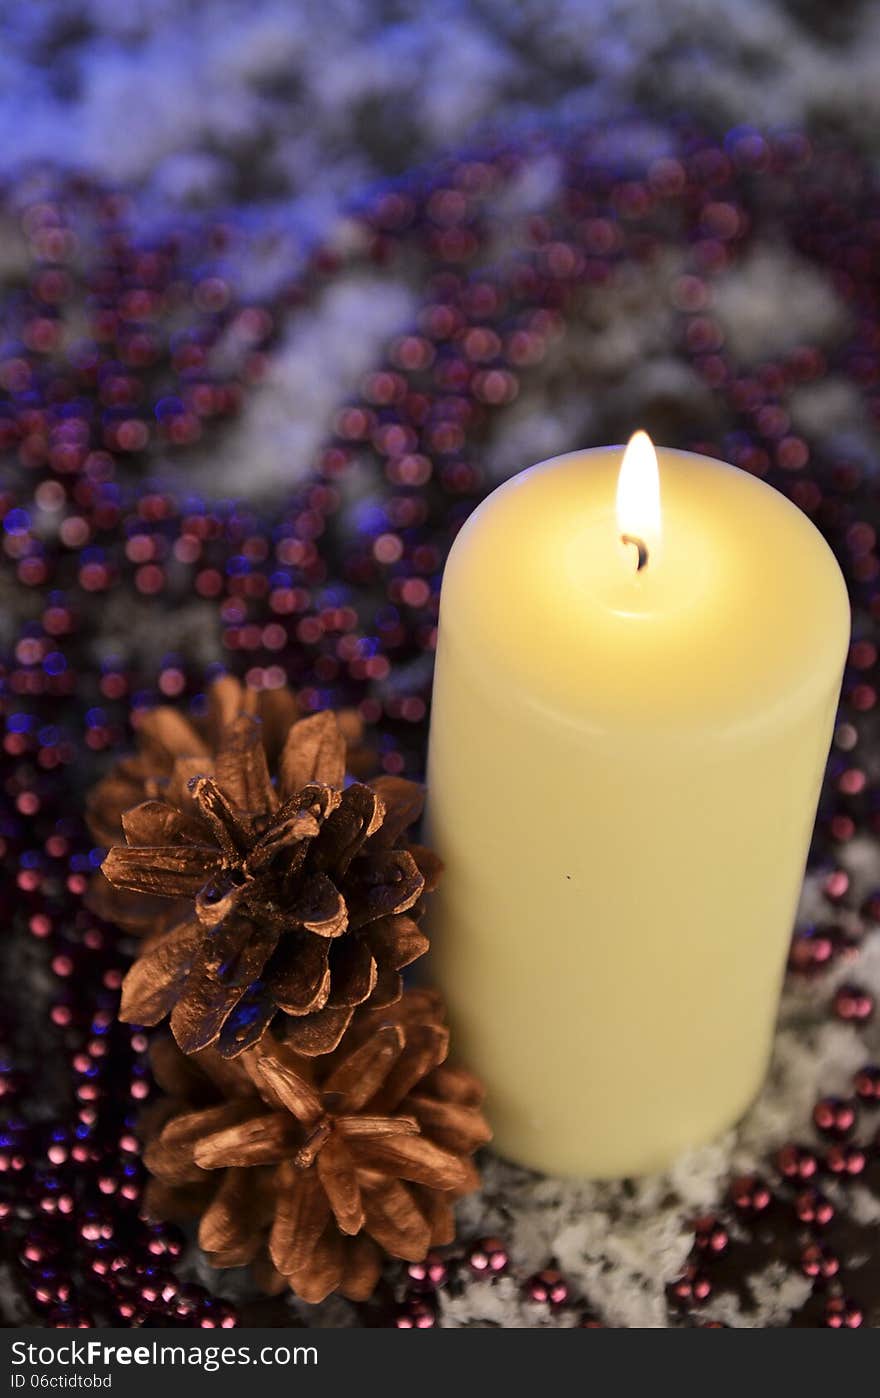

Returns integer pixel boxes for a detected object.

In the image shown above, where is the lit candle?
[426,436,849,1178]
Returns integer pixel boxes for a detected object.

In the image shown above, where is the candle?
[425,436,849,1178]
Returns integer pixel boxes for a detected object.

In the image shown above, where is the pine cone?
[100,703,440,1058]
[142,990,491,1305]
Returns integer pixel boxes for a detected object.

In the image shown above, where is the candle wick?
[620,533,649,572]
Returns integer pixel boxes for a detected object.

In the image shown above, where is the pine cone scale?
[367,775,425,846]
[217,981,279,1058]
[195,1111,297,1169]
[198,1166,264,1258]
[366,914,429,971]
[251,1052,322,1123]
[119,917,202,1027]
[287,1227,346,1305]
[189,776,252,858]
[138,707,211,762]
[345,849,424,930]
[121,799,206,847]
[310,785,384,877]
[143,1177,214,1224]
[144,1100,255,1186]
[278,710,346,797]
[322,1023,404,1108]
[316,1137,365,1235]
[202,916,277,987]
[368,1024,449,1114]
[213,715,277,814]
[269,1162,330,1277]
[334,1115,419,1139]
[266,935,331,1016]
[338,1236,382,1303]
[361,1178,431,1263]
[324,939,377,1008]
[281,1005,354,1057]
[170,954,253,1055]
[290,873,348,937]
[411,1187,456,1247]
[193,880,244,930]
[406,1095,495,1154]
[406,842,443,893]
[103,843,222,898]
[349,1134,469,1191]
[365,968,403,1009]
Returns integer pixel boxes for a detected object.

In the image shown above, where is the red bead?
[669,1264,712,1306]
[468,1237,509,1277]
[114,1301,147,1325]
[853,1064,880,1104]
[824,1142,867,1178]
[824,1296,863,1329]
[29,1268,72,1308]
[812,1096,858,1140]
[729,1174,773,1217]
[145,1223,184,1258]
[788,929,836,974]
[407,1252,448,1291]
[794,1188,835,1228]
[174,1282,210,1319]
[395,1298,436,1329]
[525,1269,569,1306]
[776,1144,820,1182]
[138,1269,174,1306]
[693,1215,729,1255]
[833,984,875,1023]
[198,1301,239,1328]
[19,1226,61,1269]
[823,869,850,903]
[800,1242,840,1282]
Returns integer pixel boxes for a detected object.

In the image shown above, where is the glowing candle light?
[426,437,849,1177]
[617,428,662,571]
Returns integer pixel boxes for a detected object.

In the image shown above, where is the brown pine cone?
[99,703,440,1058]
[142,990,491,1305]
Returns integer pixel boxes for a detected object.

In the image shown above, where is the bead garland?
[2,122,880,1326]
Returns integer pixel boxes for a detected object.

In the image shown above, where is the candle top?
[439,446,850,735]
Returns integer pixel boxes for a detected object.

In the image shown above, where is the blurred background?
[2,0,878,214]
[2,0,875,519]
[3,0,880,1330]
[2,0,875,646]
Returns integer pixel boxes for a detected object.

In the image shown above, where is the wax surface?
[426,447,850,1178]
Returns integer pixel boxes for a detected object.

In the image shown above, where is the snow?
[712,247,852,364]
[181,272,418,497]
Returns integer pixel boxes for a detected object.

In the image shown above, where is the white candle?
[426,437,849,1177]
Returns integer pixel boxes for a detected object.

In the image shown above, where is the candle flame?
[616,430,661,565]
